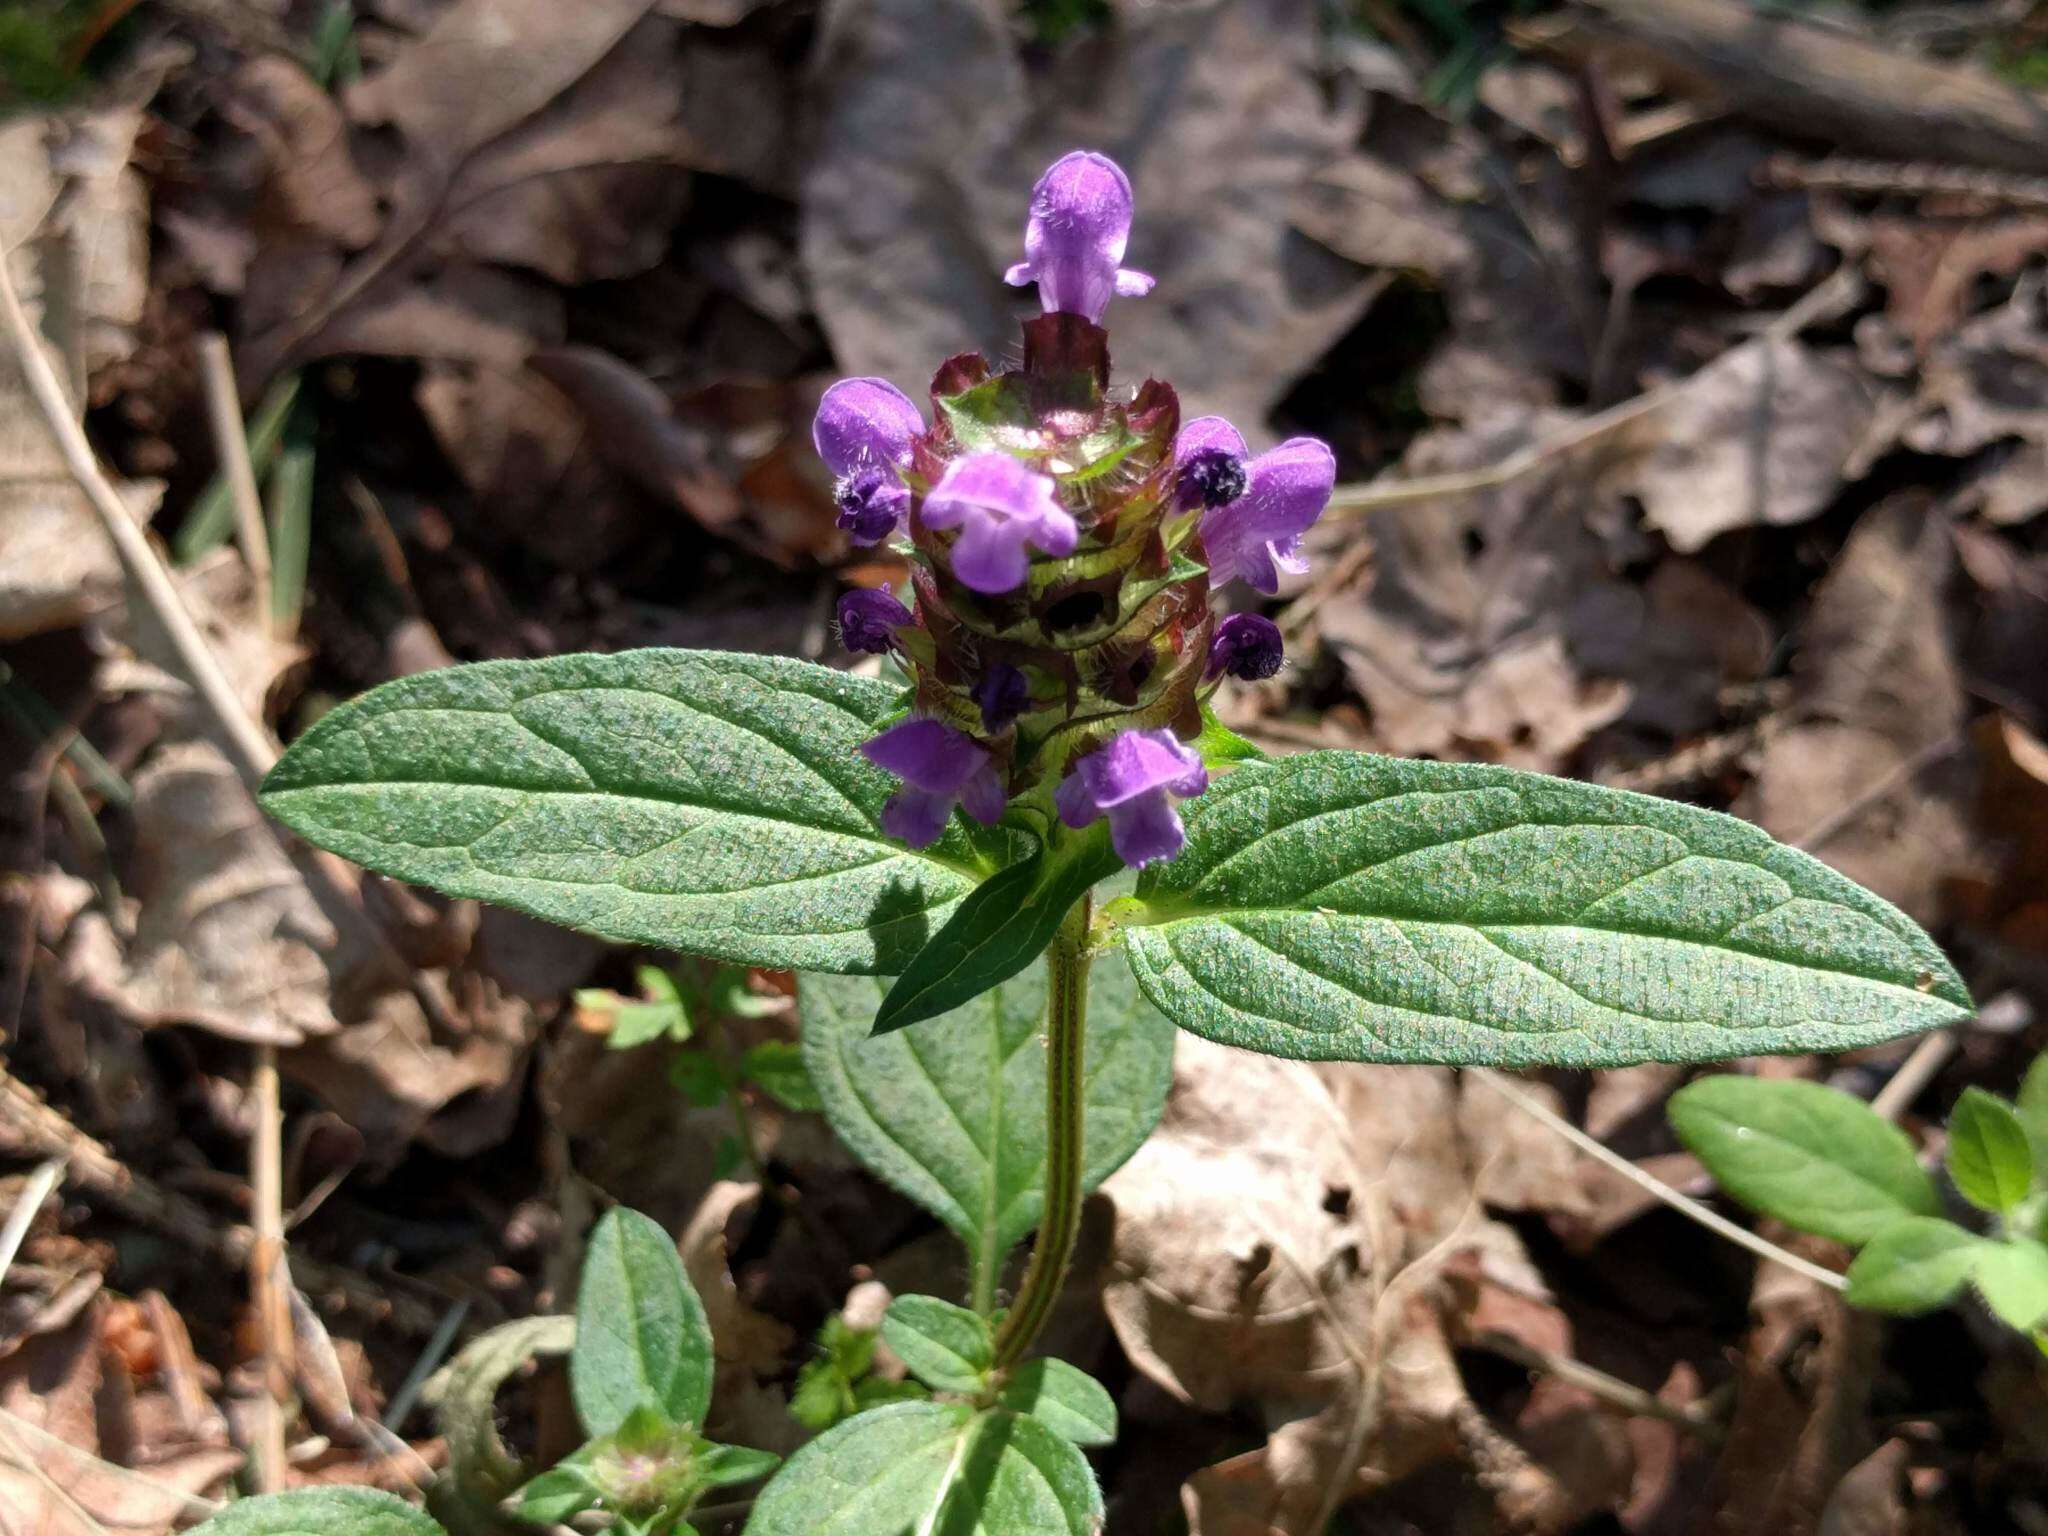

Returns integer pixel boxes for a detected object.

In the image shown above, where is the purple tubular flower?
[921,452,1077,595]
[814,378,924,545]
[860,717,1007,848]
[1207,612,1284,681]
[1003,151,1156,325]
[1055,728,1209,869]
[970,663,1030,732]
[1175,417,1337,594]
[837,587,913,654]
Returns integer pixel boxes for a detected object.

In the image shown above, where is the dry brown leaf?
[0,93,162,641]
[1603,335,1877,553]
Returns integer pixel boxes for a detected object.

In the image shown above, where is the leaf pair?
[262,649,1972,1072]
[1672,1064,2048,1334]
[752,1297,1114,1535]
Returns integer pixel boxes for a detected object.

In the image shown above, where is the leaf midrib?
[1128,905,1955,1004]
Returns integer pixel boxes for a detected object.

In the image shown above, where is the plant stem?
[992,894,1092,1370]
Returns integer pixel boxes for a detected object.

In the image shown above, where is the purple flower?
[921,452,1077,595]
[815,378,924,545]
[1175,446,1247,512]
[837,588,913,654]
[1003,151,1155,326]
[1176,418,1336,593]
[860,717,1007,848]
[1207,612,1284,681]
[970,663,1030,732]
[1055,728,1209,869]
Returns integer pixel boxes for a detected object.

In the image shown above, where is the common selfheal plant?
[251,150,1974,1536]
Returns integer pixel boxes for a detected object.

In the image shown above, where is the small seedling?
[1672,1056,2048,1342]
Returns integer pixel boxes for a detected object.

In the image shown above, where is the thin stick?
[1870,1030,1958,1123]
[381,1297,469,1432]
[1476,1331,1723,1440]
[249,1053,288,1490]
[198,332,273,634]
[1470,1068,1849,1291]
[0,1160,62,1285]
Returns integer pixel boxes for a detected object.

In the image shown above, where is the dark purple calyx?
[1207,611,1284,681]
[836,466,909,545]
[1176,447,1247,511]
[970,663,1031,732]
[837,587,913,653]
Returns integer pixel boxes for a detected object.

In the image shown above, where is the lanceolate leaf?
[258,650,1010,975]
[1117,752,1971,1068]
[1669,1075,1940,1245]
[802,951,1175,1307]
[874,825,1120,1035]
[190,1489,447,1536]
[743,1401,1101,1536]
[572,1208,715,1436]
[995,1358,1117,1447]
[881,1295,993,1393]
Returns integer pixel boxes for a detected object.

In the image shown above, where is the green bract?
[1117,751,1970,1067]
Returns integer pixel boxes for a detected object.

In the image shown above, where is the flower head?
[815,378,924,544]
[860,717,1006,848]
[921,451,1077,595]
[1176,418,1336,593]
[1003,151,1155,325]
[1207,612,1284,681]
[837,588,913,654]
[1055,728,1209,869]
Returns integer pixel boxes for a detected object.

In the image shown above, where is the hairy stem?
[992,894,1093,1370]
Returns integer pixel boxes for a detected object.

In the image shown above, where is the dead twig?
[198,333,275,636]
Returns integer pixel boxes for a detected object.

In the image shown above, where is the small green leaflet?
[881,1296,993,1392]
[1946,1088,2034,1215]
[874,826,1119,1034]
[1972,1240,2048,1332]
[189,1489,447,1536]
[259,651,1011,975]
[801,950,1175,1308]
[2017,1055,2048,1171]
[1845,1218,1984,1313]
[1668,1075,1940,1245]
[995,1358,1116,1447]
[571,1208,715,1436]
[744,1401,1101,1536]
[1119,752,1971,1067]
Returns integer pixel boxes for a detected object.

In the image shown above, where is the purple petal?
[1076,728,1207,808]
[957,760,1008,825]
[837,588,914,654]
[1054,769,1099,829]
[1105,792,1188,869]
[923,452,1076,595]
[859,717,989,796]
[1207,612,1285,680]
[881,787,954,849]
[1199,436,1335,592]
[1004,151,1150,325]
[814,378,924,479]
[1174,416,1249,463]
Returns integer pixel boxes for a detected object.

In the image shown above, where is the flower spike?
[1003,151,1155,325]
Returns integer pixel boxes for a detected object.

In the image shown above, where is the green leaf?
[741,1040,823,1112]
[190,1489,446,1536]
[1119,751,1971,1067]
[882,1296,993,1393]
[1668,1075,1940,1245]
[802,948,1175,1306]
[744,1401,1101,1536]
[572,1208,715,1436]
[696,1442,784,1490]
[423,1314,576,1501]
[1845,1217,1986,1313]
[1972,1240,2048,1333]
[668,1051,732,1108]
[874,826,1119,1034]
[259,650,1011,975]
[995,1358,1116,1447]
[586,965,692,1051]
[1947,1087,2034,1215]
[1193,700,1267,768]
[2017,1053,2048,1177]
[512,1464,600,1524]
